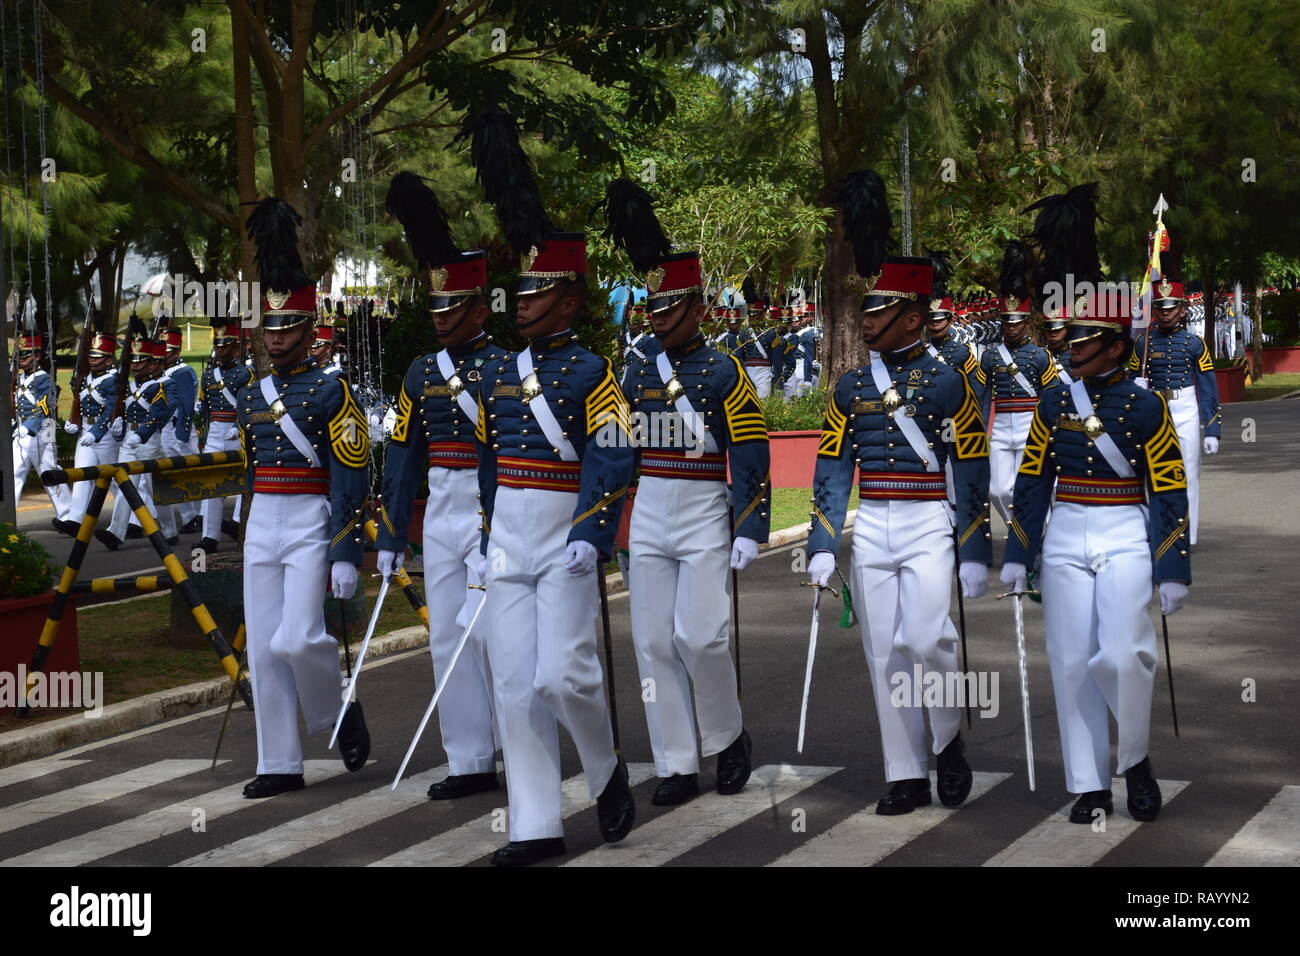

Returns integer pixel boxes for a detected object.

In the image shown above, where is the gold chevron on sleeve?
[1128,347,1142,371]
[1040,361,1059,387]
[732,472,771,531]
[959,503,989,546]
[816,385,849,459]
[1009,516,1030,549]
[1197,337,1214,372]
[811,505,837,540]
[961,351,978,379]
[974,359,988,387]
[724,356,769,444]
[475,392,488,444]
[329,381,370,469]
[1017,407,1051,476]
[1145,398,1188,492]
[391,382,413,444]
[951,377,989,459]
[586,362,630,438]
[572,486,627,527]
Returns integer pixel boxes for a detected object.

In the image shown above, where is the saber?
[952,532,972,729]
[391,586,488,790]
[1161,613,1180,738]
[597,568,620,752]
[797,581,836,753]
[329,574,391,749]
[211,623,249,770]
[1010,590,1036,791]
[731,565,742,698]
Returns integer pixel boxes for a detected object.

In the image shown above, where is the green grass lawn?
[770,486,858,535]
[1242,372,1300,401]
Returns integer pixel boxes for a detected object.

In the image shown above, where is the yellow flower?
[1,548,9,554]
[7,534,17,543]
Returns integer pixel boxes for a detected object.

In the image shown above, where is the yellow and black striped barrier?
[70,573,174,596]
[364,518,429,628]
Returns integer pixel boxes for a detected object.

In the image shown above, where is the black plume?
[92,307,108,333]
[998,239,1034,301]
[601,178,672,273]
[245,198,311,292]
[127,312,148,338]
[1022,182,1103,300]
[461,108,556,255]
[741,276,759,303]
[836,170,894,278]
[385,171,461,269]
[926,249,954,297]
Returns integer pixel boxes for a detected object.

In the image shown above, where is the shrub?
[0,523,56,598]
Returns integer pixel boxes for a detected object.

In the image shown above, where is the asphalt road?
[0,397,1296,868]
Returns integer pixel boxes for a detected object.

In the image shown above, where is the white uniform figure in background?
[195,324,250,553]
[64,326,122,529]
[161,328,201,530]
[12,332,73,530]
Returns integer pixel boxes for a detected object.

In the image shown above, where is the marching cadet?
[97,337,179,550]
[375,171,502,801]
[807,171,991,815]
[1042,308,1074,384]
[925,296,980,387]
[310,318,343,375]
[1000,289,1189,824]
[468,109,635,866]
[797,304,821,392]
[195,322,250,553]
[777,305,802,399]
[236,197,371,798]
[66,320,121,528]
[725,300,775,398]
[160,327,202,533]
[978,242,1058,526]
[605,179,766,806]
[1132,278,1220,546]
[12,328,74,531]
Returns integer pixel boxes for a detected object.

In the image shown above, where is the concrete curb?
[0,625,429,769]
[0,515,837,767]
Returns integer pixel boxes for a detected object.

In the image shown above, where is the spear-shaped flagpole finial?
[1153,193,1169,222]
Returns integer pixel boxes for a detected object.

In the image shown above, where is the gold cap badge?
[265,290,290,311]
[520,245,539,273]
[645,266,666,294]
[429,267,448,292]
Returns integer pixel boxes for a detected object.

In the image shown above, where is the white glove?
[225,424,240,441]
[563,539,598,576]
[17,424,31,438]
[331,561,358,599]
[959,561,989,599]
[123,433,142,451]
[808,551,835,588]
[468,551,487,584]
[1134,376,1150,390]
[730,536,759,571]
[1000,562,1027,593]
[377,549,404,577]
[64,420,80,435]
[110,417,125,439]
[1203,436,1219,455]
[78,432,96,448]
[1159,581,1188,616]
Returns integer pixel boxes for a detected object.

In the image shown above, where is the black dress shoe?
[596,756,636,843]
[716,728,752,795]
[936,733,973,807]
[876,778,932,816]
[126,525,144,539]
[652,773,700,806]
[490,838,566,867]
[427,771,499,800]
[196,537,219,554]
[1125,757,1162,822]
[222,518,241,542]
[182,515,202,533]
[165,535,180,546]
[58,519,82,537]
[94,529,122,551]
[337,701,370,772]
[242,773,305,799]
[1069,789,1114,824]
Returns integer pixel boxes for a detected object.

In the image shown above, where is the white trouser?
[107,433,177,539]
[421,466,496,775]
[851,498,961,782]
[745,365,773,399]
[484,485,618,841]
[161,427,200,523]
[628,476,742,777]
[68,433,121,525]
[989,409,1033,525]
[782,371,801,399]
[1166,389,1202,544]
[199,427,242,542]
[1040,502,1156,793]
[13,425,71,520]
[243,493,344,775]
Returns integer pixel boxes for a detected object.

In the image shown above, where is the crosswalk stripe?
[769,771,1011,867]
[1,761,345,867]
[563,764,840,867]
[369,763,657,867]
[1206,786,1300,866]
[0,759,91,790]
[982,778,1189,866]
[0,760,217,837]
[173,764,446,867]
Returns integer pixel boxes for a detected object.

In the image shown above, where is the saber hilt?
[996,588,1040,600]
[801,580,839,597]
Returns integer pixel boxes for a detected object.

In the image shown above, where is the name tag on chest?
[493,385,521,398]
[247,411,278,425]
[641,388,667,401]
[852,400,883,413]
[424,385,451,397]
[1056,414,1087,432]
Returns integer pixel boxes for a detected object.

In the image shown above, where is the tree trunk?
[824,211,864,386]
[1251,282,1264,380]
[232,2,268,377]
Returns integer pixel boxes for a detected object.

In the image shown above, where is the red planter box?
[1261,346,1300,376]
[770,430,822,489]
[1215,366,1247,404]
[0,591,81,684]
